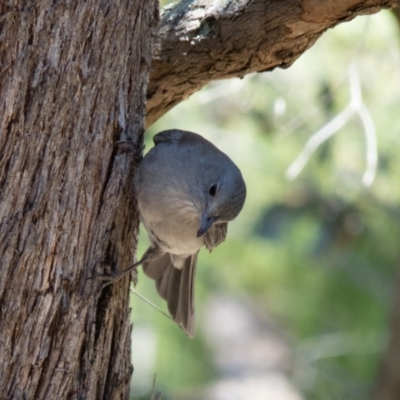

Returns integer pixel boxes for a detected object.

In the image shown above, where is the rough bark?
[0,1,158,399]
[146,0,400,127]
[374,272,400,400]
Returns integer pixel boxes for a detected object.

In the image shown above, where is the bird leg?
[96,246,163,286]
[115,138,136,153]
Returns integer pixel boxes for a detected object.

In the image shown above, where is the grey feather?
[134,129,246,338]
[204,223,228,252]
[143,252,197,338]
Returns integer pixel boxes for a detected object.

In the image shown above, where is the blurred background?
[130,6,400,400]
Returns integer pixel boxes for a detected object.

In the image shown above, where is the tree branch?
[146,0,400,126]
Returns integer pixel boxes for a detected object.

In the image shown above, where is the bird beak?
[197,213,215,237]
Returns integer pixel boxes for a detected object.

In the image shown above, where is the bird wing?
[153,129,183,144]
[204,222,228,252]
[153,129,221,153]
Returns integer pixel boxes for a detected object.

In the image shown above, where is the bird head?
[196,165,246,237]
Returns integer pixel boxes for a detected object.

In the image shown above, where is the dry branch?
[147,0,400,126]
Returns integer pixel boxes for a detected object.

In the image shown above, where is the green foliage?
[131,10,400,400]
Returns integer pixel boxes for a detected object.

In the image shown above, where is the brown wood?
[0,1,158,399]
[374,272,400,400]
[146,0,400,127]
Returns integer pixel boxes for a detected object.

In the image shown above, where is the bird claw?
[94,265,139,290]
[115,138,135,153]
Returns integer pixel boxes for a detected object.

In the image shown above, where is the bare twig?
[130,287,172,321]
[286,64,378,186]
[151,374,163,400]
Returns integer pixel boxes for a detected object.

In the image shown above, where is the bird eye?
[208,183,218,196]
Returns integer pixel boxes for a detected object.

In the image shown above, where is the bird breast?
[138,194,205,257]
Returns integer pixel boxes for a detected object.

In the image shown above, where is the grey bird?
[107,129,246,338]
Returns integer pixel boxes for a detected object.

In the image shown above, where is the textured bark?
[146,0,400,127]
[374,272,400,400]
[0,1,158,399]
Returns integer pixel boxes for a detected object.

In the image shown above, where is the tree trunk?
[374,271,400,400]
[0,1,158,399]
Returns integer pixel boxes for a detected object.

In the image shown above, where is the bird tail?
[142,252,198,338]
